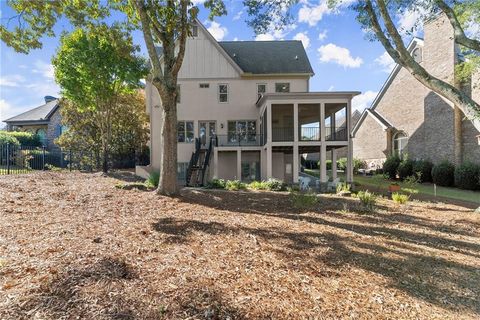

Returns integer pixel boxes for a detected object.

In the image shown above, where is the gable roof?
[4,99,60,124]
[218,40,314,75]
[352,108,393,137]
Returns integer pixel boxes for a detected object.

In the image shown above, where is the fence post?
[42,146,46,170]
[69,150,72,172]
[6,143,10,175]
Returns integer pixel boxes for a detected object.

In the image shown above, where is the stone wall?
[46,106,63,151]
[352,113,388,165]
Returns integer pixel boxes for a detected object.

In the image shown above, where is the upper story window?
[275,83,290,93]
[393,131,408,158]
[228,120,257,142]
[412,48,422,63]
[257,83,266,100]
[218,84,228,103]
[199,83,210,88]
[177,121,194,143]
[191,25,198,37]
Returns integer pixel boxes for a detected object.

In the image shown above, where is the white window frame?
[275,82,290,93]
[218,84,229,103]
[191,25,198,37]
[199,83,210,88]
[257,83,266,101]
[177,121,194,143]
[393,131,408,157]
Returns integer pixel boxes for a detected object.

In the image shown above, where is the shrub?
[413,159,433,182]
[383,155,401,179]
[248,180,267,190]
[325,160,332,170]
[225,180,246,191]
[392,192,409,204]
[357,190,377,211]
[290,191,318,209]
[264,178,286,191]
[353,158,366,174]
[337,158,347,171]
[333,157,365,173]
[454,162,480,190]
[432,160,455,187]
[336,182,351,194]
[145,172,160,188]
[3,131,42,146]
[397,159,415,180]
[206,178,226,189]
[0,132,20,145]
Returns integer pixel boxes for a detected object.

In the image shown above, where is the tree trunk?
[102,143,109,173]
[156,95,178,195]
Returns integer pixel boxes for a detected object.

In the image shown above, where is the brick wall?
[46,106,63,151]
[353,114,388,164]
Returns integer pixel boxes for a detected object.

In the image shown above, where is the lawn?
[303,169,480,206]
[1,172,479,319]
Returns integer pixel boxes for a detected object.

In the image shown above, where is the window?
[177,162,188,184]
[176,85,181,103]
[199,83,210,88]
[191,25,198,37]
[218,84,228,103]
[393,131,408,157]
[275,83,290,93]
[228,120,256,143]
[177,121,194,143]
[257,83,266,100]
[412,48,422,63]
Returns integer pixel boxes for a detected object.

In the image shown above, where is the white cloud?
[32,60,55,80]
[190,0,205,5]
[206,21,228,41]
[0,99,13,121]
[233,10,243,21]
[352,90,378,111]
[465,20,480,38]
[318,43,363,68]
[375,51,396,73]
[397,6,429,37]
[233,37,239,41]
[327,85,335,91]
[0,75,25,87]
[298,0,355,26]
[293,32,310,49]
[255,33,275,41]
[318,29,328,41]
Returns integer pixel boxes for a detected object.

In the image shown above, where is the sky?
[0,0,426,124]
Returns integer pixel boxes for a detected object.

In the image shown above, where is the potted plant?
[388,182,401,193]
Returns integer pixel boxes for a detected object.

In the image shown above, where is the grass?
[303,169,480,205]
[0,165,32,175]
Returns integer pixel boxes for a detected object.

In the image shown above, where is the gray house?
[3,96,64,150]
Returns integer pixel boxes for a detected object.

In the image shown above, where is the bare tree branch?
[172,0,188,79]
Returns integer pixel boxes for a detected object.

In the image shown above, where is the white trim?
[218,83,229,103]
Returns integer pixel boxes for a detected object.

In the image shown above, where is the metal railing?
[215,134,263,147]
[326,126,348,141]
[300,127,320,141]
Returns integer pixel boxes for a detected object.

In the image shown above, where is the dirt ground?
[1,172,479,319]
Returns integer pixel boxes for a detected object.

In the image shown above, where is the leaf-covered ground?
[1,172,479,319]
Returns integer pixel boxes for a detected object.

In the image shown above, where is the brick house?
[352,14,480,169]
[3,96,64,150]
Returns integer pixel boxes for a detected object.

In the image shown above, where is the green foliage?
[206,178,227,189]
[336,182,351,194]
[337,158,347,171]
[248,179,286,191]
[145,172,160,188]
[432,161,455,187]
[336,157,366,174]
[397,159,415,180]
[357,190,377,211]
[0,132,20,145]
[383,155,401,179]
[225,180,247,191]
[392,192,409,205]
[413,159,433,182]
[0,131,41,146]
[454,162,480,190]
[290,191,318,209]
[402,175,420,195]
[248,180,266,190]
[326,160,332,170]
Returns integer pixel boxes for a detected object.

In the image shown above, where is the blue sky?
[1,0,423,123]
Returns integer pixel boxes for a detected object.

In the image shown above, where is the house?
[352,14,480,169]
[137,21,360,186]
[3,96,64,150]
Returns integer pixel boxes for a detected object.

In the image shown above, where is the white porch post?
[293,103,299,142]
[331,149,337,180]
[320,103,328,183]
[266,102,273,179]
[346,100,353,183]
[293,145,299,183]
[213,148,219,178]
[236,149,242,181]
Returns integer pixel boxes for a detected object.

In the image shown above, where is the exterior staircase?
[185,137,215,187]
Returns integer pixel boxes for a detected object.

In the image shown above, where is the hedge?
[383,155,401,179]
[0,131,41,146]
[432,160,455,187]
[454,162,480,190]
[413,159,433,182]
[0,132,20,145]
[397,159,415,180]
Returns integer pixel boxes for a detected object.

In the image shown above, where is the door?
[199,121,216,146]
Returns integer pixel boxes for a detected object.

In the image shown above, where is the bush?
[397,159,415,180]
[264,178,286,191]
[392,192,409,204]
[432,160,455,187]
[334,158,365,174]
[206,178,226,189]
[0,132,20,145]
[337,158,347,171]
[357,190,377,211]
[454,162,480,190]
[383,155,401,179]
[413,160,433,182]
[336,182,351,194]
[4,131,42,146]
[290,191,318,209]
[248,181,266,190]
[225,180,246,191]
[145,172,160,188]
[353,158,366,174]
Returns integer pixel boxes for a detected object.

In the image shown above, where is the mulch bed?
[1,172,479,319]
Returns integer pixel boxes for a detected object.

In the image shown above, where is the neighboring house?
[3,96,64,150]
[137,20,360,186]
[353,14,480,169]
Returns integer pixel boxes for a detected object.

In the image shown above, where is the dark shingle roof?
[4,99,59,123]
[218,41,314,75]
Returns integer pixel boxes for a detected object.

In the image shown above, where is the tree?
[52,25,147,172]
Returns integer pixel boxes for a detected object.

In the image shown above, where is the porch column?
[293,103,299,142]
[293,144,299,183]
[266,146,272,178]
[320,103,326,142]
[266,102,273,179]
[331,149,337,180]
[213,148,219,178]
[346,100,353,183]
[237,149,242,181]
[320,145,327,183]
